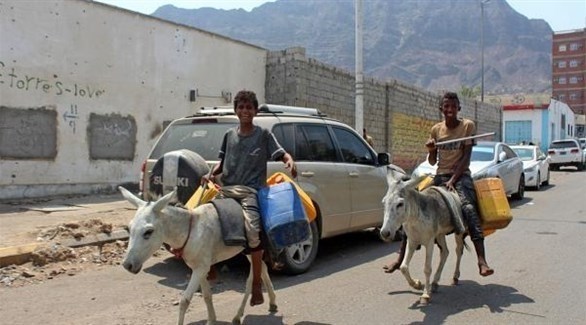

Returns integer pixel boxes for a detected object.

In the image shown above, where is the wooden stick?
[435,132,495,146]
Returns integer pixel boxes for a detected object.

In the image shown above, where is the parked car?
[412,141,525,200]
[510,145,550,190]
[140,104,399,274]
[578,138,586,149]
[547,139,585,171]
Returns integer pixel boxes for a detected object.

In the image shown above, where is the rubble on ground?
[1,219,128,287]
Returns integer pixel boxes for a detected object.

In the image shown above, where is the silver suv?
[547,139,585,171]
[140,104,398,274]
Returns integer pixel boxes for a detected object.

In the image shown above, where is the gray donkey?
[379,168,466,304]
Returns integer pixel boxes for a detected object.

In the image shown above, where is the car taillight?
[547,150,555,155]
[139,160,146,193]
[570,149,579,153]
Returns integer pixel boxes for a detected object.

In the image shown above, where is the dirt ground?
[0,193,138,287]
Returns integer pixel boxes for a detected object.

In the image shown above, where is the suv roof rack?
[259,104,325,116]
[192,104,326,117]
[194,106,234,116]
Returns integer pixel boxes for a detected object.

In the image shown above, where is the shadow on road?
[391,280,538,324]
[143,229,399,293]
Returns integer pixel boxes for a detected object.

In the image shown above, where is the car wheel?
[512,174,525,200]
[543,169,550,186]
[279,220,319,275]
[535,172,541,191]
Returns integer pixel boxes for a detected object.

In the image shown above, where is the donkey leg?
[432,235,449,293]
[420,241,434,304]
[261,261,278,312]
[179,268,215,325]
[400,241,423,290]
[452,234,464,285]
[234,257,254,325]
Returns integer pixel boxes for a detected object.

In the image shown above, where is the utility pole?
[480,0,490,102]
[355,0,364,132]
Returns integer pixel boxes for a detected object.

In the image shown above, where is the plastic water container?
[474,178,513,235]
[258,182,310,249]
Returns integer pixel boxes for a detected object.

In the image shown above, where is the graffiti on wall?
[0,106,57,159]
[0,61,106,99]
[88,113,136,161]
[63,104,79,133]
[391,112,438,171]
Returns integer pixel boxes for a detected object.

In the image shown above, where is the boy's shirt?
[430,118,476,175]
[219,126,286,190]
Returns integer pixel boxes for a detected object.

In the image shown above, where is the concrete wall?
[266,48,503,171]
[0,0,267,199]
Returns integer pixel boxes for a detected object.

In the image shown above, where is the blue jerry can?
[258,182,310,249]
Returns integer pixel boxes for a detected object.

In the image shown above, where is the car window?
[288,124,338,162]
[471,145,494,162]
[272,123,295,157]
[550,141,578,149]
[150,121,236,160]
[502,145,517,159]
[513,148,534,161]
[332,126,375,165]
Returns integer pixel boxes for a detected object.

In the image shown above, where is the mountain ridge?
[152,0,553,95]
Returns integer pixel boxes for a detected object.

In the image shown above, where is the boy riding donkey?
[202,90,297,306]
[383,92,494,277]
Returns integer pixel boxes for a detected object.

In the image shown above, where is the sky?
[95,0,585,32]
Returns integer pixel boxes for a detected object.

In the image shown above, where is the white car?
[510,145,551,190]
[547,139,585,171]
[412,141,525,200]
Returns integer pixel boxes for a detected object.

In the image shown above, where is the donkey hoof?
[452,278,459,286]
[269,304,278,313]
[413,280,424,290]
[431,282,439,293]
[231,317,241,325]
[420,295,431,305]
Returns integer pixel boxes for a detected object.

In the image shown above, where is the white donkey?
[119,187,277,325]
[379,169,466,304]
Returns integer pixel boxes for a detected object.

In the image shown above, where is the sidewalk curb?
[0,230,129,268]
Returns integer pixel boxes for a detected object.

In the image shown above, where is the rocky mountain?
[152,0,553,95]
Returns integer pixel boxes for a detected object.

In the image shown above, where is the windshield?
[149,122,236,160]
[471,145,494,162]
[549,141,578,149]
[512,148,534,161]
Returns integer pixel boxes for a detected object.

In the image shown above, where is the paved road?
[1,170,585,324]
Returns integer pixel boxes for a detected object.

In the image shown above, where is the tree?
[459,85,480,99]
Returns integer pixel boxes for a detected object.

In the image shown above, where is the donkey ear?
[119,186,145,208]
[153,188,177,212]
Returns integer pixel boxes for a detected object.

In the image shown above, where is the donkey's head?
[119,186,176,274]
[379,169,427,242]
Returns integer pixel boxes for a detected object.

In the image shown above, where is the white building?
[503,99,576,152]
[0,0,267,199]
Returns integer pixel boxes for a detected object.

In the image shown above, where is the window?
[283,124,338,162]
[559,77,567,84]
[332,127,375,165]
[558,61,567,68]
[569,60,579,68]
[570,93,578,100]
[559,44,567,52]
[570,76,578,84]
[570,43,579,51]
[558,93,566,101]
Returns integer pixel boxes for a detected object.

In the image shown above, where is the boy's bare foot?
[250,282,264,306]
[479,263,494,277]
[382,261,400,273]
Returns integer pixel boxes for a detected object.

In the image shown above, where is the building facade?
[503,99,576,152]
[552,28,586,116]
